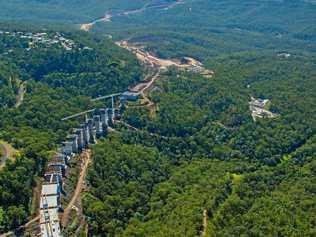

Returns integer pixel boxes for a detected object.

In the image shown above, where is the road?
[61,149,91,227]
[138,68,161,111]
[117,42,166,114]
[80,1,185,31]
[140,68,161,94]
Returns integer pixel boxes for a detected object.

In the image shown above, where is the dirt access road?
[61,149,91,227]
[138,68,161,109]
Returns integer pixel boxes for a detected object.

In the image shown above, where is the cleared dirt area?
[80,14,111,31]
[116,40,214,78]
[117,40,181,68]
[80,23,93,32]
[117,40,213,118]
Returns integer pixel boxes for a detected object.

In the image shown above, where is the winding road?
[80,0,185,31]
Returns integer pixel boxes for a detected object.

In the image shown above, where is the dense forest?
[83,135,171,236]
[96,0,316,59]
[83,51,316,236]
[84,134,316,236]
[0,0,315,236]
[0,27,142,232]
[123,52,316,164]
[0,0,151,23]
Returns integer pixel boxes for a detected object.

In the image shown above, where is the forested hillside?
[82,50,316,236]
[0,0,315,236]
[83,136,170,236]
[0,27,142,232]
[0,62,20,107]
[84,135,316,236]
[123,52,316,164]
[1,0,315,59]
[0,0,150,23]
[111,0,316,59]
[118,154,316,236]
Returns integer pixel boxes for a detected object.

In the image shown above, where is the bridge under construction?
[39,94,124,237]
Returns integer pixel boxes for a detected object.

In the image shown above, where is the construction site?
[1,29,217,237]
[249,97,278,121]
[37,93,124,237]
[116,40,214,78]
[36,43,183,235]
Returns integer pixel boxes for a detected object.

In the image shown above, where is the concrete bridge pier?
[87,119,96,144]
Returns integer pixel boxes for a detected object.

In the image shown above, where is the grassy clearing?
[0,140,18,169]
